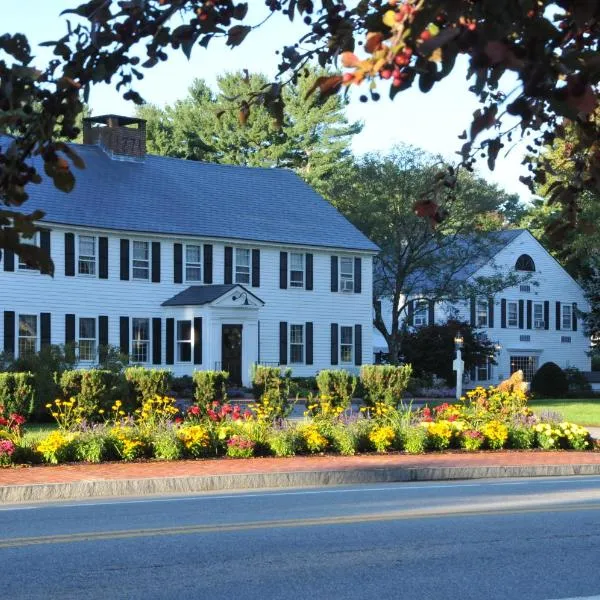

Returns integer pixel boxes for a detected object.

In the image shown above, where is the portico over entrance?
[161,284,264,386]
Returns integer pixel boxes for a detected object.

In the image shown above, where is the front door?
[222,324,243,385]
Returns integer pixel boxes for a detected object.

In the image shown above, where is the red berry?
[420,30,432,41]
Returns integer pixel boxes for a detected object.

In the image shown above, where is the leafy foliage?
[530,361,569,399]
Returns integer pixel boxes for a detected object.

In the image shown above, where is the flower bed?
[0,377,596,467]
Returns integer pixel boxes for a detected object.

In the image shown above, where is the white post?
[453,349,464,401]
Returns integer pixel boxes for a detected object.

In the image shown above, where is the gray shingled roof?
[24,143,379,252]
[162,284,264,306]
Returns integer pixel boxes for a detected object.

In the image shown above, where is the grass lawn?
[22,423,57,444]
[529,399,600,427]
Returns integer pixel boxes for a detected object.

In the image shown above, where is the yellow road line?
[2,503,600,549]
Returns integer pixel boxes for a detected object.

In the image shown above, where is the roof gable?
[24,143,379,252]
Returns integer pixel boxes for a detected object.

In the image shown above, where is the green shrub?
[171,375,195,399]
[124,367,172,407]
[251,366,294,421]
[290,376,318,397]
[329,423,358,456]
[151,427,184,461]
[563,367,592,394]
[360,364,413,408]
[59,370,126,419]
[404,425,427,454]
[268,427,302,457]
[530,362,568,398]
[315,370,357,411]
[507,426,536,449]
[74,431,111,463]
[0,372,36,418]
[251,365,292,398]
[193,370,228,410]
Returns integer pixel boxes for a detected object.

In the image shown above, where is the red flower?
[10,414,25,425]
[0,417,7,426]
[188,405,201,416]
[174,417,183,424]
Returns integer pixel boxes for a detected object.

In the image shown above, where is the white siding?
[0,224,374,385]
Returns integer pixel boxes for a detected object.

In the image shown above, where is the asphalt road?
[2,477,600,600]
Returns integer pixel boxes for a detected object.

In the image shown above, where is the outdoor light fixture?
[453,332,464,401]
[454,333,464,349]
[232,292,250,306]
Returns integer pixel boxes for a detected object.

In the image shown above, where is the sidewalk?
[2,450,600,504]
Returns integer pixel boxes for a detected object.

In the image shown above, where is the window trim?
[340,325,354,364]
[18,314,38,357]
[515,254,536,272]
[289,252,305,289]
[413,300,429,327]
[78,317,97,362]
[507,300,518,328]
[533,302,544,328]
[77,234,97,277]
[561,303,573,331]
[476,298,489,328]
[185,244,203,283]
[131,240,150,281]
[176,319,192,363]
[475,357,493,382]
[131,317,150,364]
[289,324,305,364]
[339,256,354,293]
[233,247,251,285]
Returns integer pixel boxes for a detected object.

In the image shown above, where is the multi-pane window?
[510,355,538,382]
[131,318,150,363]
[533,302,544,328]
[290,324,304,363]
[132,241,150,280]
[561,304,573,330]
[476,299,489,327]
[79,318,96,361]
[413,300,428,326]
[476,358,492,382]
[235,248,250,284]
[339,257,354,292]
[177,320,192,362]
[507,301,518,327]
[78,236,96,275]
[185,245,202,282]
[340,326,353,363]
[18,315,37,357]
[18,233,38,270]
[289,253,305,288]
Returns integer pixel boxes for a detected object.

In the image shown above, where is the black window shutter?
[99,237,108,279]
[526,300,532,329]
[488,297,494,328]
[354,257,362,293]
[64,233,75,276]
[470,297,476,327]
[305,322,313,365]
[3,249,14,272]
[407,300,414,326]
[518,300,524,329]
[65,314,76,344]
[573,302,578,331]
[428,300,435,325]
[252,249,260,287]
[544,301,550,330]
[501,299,507,328]
[354,324,362,366]
[224,246,233,284]
[99,316,108,362]
[152,318,162,365]
[151,242,161,283]
[173,243,183,284]
[204,244,213,284]
[279,251,288,289]
[193,317,202,365]
[3,311,15,355]
[39,230,51,275]
[330,256,338,292]
[120,240,130,281]
[306,253,313,290]
[40,313,51,348]
[119,316,129,356]
[555,301,561,330]
[166,318,174,365]
[330,323,339,365]
[279,321,288,365]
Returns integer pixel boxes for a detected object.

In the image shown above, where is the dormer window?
[515,254,535,272]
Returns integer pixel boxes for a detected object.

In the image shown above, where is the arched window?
[515,254,535,272]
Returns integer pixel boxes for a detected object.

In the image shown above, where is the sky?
[4,1,533,200]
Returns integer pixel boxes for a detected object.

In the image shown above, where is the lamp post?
[453,333,464,401]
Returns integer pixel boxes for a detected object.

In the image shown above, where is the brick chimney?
[83,114,146,160]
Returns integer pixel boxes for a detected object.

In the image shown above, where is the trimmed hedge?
[124,367,172,407]
[530,362,569,398]
[0,372,36,417]
[316,370,357,410]
[193,370,229,410]
[360,364,413,408]
[59,370,125,419]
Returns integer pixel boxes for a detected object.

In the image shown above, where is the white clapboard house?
[0,115,378,386]
[374,229,590,383]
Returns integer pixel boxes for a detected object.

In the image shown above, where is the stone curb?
[3,463,600,504]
